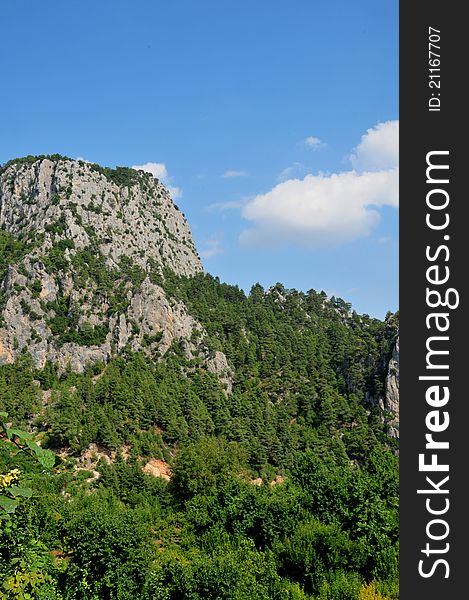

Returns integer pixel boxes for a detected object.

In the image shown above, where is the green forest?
[1,267,399,599]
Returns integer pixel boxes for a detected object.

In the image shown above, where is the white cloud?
[206,200,245,212]
[278,162,307,181]
[200,238,223,259]
[222,170,248,178]
[76,156,92,163]
[239,121,399,247]
[168,186,182,199]
[240,168,398,247]
[377,236,391,244]
[349,120,399,171]
[132,162,182,199]
[304,136,323,149]
[132,162,168,179]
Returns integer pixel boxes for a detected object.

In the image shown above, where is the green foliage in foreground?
[0,436,398,599]
[0,273,399,599]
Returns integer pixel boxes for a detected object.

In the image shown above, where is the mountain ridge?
[0,155,398,435]
[0,156,223,374]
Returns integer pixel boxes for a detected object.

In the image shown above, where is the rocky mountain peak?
[0,155,202,276]
[0,156,227,376]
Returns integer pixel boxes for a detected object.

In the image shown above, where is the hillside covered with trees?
[0,157,399,599]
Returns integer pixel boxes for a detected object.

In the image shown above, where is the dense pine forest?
[1,273,399,599]
[0,158,399,599]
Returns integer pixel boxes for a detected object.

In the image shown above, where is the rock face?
[0,156,232,383]
[364,334,399,438]
[0,157,201,275]
[384,337,399,438]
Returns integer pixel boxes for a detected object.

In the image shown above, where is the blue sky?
[1,0,398,318]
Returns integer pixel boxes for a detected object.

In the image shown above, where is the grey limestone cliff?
[384,337,399,438]
[363,334,399,439]
[0,156,230,387]
[0,156,201,275]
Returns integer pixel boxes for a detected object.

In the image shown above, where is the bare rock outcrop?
[0,156,231,387]
[0,157,201,275]
[384,337,399,438]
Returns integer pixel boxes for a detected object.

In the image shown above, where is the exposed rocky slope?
[364,334,399,438]
[384,337,399,437]
[0,156,230,384]
[0,156,201,275]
